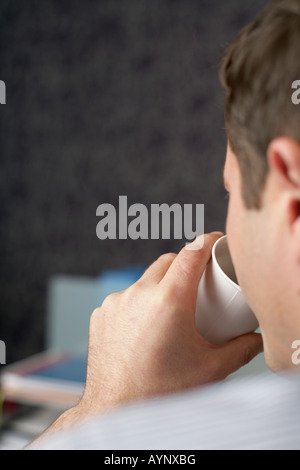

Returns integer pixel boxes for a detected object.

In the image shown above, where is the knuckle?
[89,306,103,328]
[121,283,137,301]
[158,252,177,263]
[91,306,102,319]
[100,292,119,310]
[131,278,144,289]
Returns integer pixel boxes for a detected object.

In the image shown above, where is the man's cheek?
[225,202,236,246]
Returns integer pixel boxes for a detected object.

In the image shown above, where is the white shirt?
[36,370,300,450]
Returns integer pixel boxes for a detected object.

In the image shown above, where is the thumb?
[215,332,264,378]
[160,232,224,308]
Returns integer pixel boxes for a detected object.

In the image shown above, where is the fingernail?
[185,234,205,251]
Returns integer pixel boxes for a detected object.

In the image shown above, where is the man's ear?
[267,137,300,189]
[267,137,300,259]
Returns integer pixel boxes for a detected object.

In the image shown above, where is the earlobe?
[267,137,300,189]
[268,138,300,260]
[286,198,300,265]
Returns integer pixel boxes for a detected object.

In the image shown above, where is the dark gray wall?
[0,0,269,363]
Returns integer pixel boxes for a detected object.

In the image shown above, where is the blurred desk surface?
[0,404,63,450]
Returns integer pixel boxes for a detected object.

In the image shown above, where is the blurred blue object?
[96,265,147,305]
[46,265,148,354]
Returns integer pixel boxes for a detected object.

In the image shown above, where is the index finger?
[160,232,224,308]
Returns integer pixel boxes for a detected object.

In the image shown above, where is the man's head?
[219,0,300,371]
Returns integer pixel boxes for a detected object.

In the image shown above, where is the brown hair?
[219,0,300,209]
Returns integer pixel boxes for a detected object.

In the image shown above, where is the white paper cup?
[195,235,259,345]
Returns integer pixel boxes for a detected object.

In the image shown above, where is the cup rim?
[212,235,242,292]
